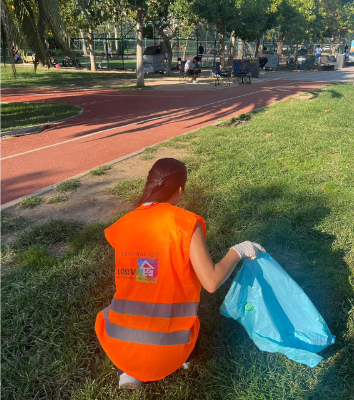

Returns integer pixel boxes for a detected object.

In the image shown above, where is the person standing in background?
[315,45,322,63]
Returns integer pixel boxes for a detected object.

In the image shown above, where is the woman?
[95,158,265,390]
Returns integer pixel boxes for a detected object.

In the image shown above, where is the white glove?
[231,241,266,260]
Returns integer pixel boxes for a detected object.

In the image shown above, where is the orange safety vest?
[95,202,206,382]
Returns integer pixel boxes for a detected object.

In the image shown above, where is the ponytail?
[138,158,187,206]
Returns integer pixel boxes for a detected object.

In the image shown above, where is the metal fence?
[2,21,350,70]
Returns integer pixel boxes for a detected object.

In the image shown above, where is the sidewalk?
[143,66,354,90]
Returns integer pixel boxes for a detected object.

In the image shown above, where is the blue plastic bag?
[220,253,335,367]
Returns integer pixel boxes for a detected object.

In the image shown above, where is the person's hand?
[231,241,266,260]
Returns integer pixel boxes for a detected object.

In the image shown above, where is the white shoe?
[119,373,142,390]
[192,80,197,83]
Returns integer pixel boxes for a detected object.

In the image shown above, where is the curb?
[0,148,146,211]
[1,80,327,211]
[1,105,84,138]
[0,122,212,212]
[1,125,45,137]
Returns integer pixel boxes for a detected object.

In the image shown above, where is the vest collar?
[136,202,160,210]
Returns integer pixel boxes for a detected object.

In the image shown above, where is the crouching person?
[95,158,265,390]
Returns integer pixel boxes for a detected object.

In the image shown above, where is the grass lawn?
[1,83,354,399]
[0,62,168,91]
[0,64,138,90]
[1,102,81,131]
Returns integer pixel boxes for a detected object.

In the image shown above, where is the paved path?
[2,68,353,205]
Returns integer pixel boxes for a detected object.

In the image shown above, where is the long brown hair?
[138,158,187,206]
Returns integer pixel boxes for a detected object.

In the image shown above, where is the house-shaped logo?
[141,261,154,277]
[136,258,159,283]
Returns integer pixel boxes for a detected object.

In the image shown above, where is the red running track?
[1,79,325,204]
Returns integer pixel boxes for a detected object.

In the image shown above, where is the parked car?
[323,45,330,51]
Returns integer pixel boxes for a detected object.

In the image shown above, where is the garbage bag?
[220,252,335,367]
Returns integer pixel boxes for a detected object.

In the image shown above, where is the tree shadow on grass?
[3,180,351,399]
[183,183,352,399]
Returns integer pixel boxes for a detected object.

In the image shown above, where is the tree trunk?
[330,36,338,54]
[228,32,236,64]
[164,39,172,75]
[155,26,173,76]
[136,6,144,88]
[218,32,225,66]
[237,38,243,59]
[277,40,282,55]
[114,23,119,52]
[80,30,88,56]
[182,29,193,60]
[113,8,119,52]
[1,13,16,77]
[88,24,96,71]
[255,38,260,58]
[182,40,188,60]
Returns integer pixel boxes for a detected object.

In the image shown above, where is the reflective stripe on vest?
[110,297,199,318]
[103,308,191,345]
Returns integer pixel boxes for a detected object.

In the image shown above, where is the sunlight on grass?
[18,196,42,208]
[109,178,145,203]
[47,194,68,204]
[89,165,112,176]
[0,64,137,90]
[56,179,81,192]
[1,102,80,131]
[1,83,353,400]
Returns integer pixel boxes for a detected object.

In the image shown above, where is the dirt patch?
[2,146,190,246]
[297,93,317,100]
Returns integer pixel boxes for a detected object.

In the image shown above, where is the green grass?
[1,83,354,400]
[74,57,137,71]
[47,194,68,204]
[1,63,165,90]
[144,146,159,154]
[89,165,112,176]
[0,64,136,90]
[1,213,27,233]
[109,178,145,203]
[1,102,81,131]
[139,154,155,161]
[56,179,81,192]
[18,196,42,208]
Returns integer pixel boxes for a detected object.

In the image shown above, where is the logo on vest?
[116,268,137,279]
[136,258,159,283]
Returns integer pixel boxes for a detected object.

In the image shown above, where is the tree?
[1,0,73,72]
[273,0,323,48]
[319,0,354,51]
[147,0,178,75]
[194,0,240,65]
[233,0,278,57]
[76,0,117,71]
[146,0,200,74]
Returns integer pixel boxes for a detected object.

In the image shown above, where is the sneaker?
[119,373,142,390]
[192,80,197,83]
